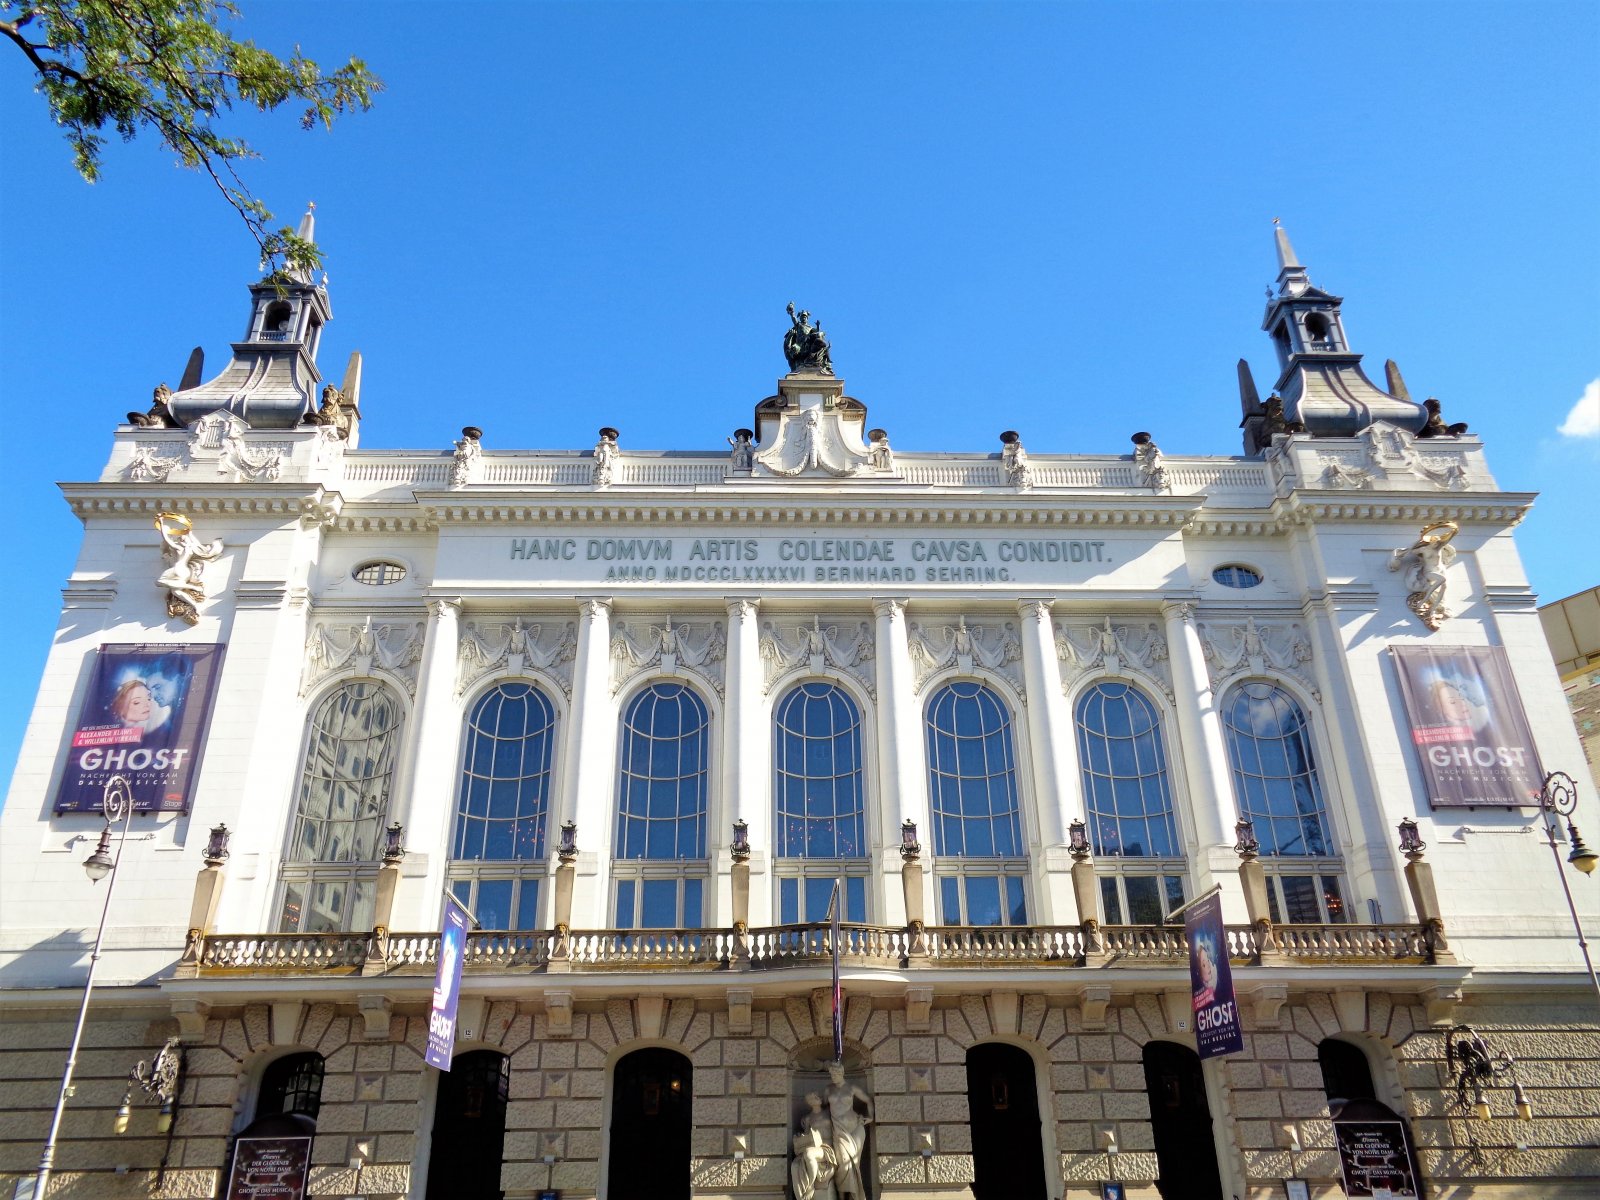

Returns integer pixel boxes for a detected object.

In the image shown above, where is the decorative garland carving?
[906,615,1023,695]
[218,427,286,482]
[1054,617,1172,699]
[758,615,875,698]
[457,618,577,697]
[1196,616,1319,700]
[610,618,727,697]
[302,614,426,696]
[127,445,183,482]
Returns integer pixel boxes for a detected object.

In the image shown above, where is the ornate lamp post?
[1536,772,1600,1006]
[36,775,136,1198]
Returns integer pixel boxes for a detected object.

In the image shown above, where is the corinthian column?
[1162,600,1246,920]
[561,597,617,927]
[1018,598,1077,922]
[393,597,461,929]
[722,597,768,925]
[873,597,928,925]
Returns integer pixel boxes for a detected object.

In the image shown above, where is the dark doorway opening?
[608,1047,692,1200]
[966,1042,1048,1200]
[425,1050,510,1200]
[1142,1041,1223,1200]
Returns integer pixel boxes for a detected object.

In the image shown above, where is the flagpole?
[830,877,843,1064]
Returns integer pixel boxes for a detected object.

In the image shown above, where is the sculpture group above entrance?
[784,302,834,375]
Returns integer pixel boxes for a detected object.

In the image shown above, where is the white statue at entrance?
[824,1063,873,1200]
[790,1092,838,1200]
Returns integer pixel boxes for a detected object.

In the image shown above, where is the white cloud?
[1558,378,1600,438]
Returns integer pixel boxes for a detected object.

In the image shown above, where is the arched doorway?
[426,1050,510,1200]
[608,1047,692,1200]
[1142,1042,1223,1200]
[966,1043,1048,1200]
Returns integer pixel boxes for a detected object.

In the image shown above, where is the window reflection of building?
[1223,683,1346,923]
[774,682,869,923]
[278,682,401,932]
[1077,682,1186,924]
[612,682,710,929]
[448,682,557,930]
[926,681,1029,927]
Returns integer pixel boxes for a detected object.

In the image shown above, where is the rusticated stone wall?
[1,988,1596,1199]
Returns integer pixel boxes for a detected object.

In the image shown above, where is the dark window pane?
[516,880,540,930]
[614,879,635,929]
[1124,876,1163,925]
[846,876,866,922]
[940,876,961,924]
[780,877,798,924]
[805,877,835,922]
[1280,876,1321,923]
[1099,877,1122,925]
[1321,876,1346,924]
[1006,876,1027,925]
[476,879,513,931]
[641,879,678,928]
[965,876,1003,927]
[683,877,703,926]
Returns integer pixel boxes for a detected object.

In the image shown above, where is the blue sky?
[2,1,1597,784]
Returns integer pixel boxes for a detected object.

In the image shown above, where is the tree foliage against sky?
[1,0,380,274]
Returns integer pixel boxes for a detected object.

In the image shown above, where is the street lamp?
[35,774,136,1199]
[1536,771,1600,1007]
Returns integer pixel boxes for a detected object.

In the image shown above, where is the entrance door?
[966,1043,1048,1200]
[425,1050,509,1200]
[608,1047,692,1200]
[1142,1041,1223,1200]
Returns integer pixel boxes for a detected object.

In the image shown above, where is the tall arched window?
[1076,681,1186,925]
[613,682,709,929]
[258,1052,326,1120]
[279,681,403,932]
[426,1050,510,1200]
[1222,683,1346,923]
[447,682,558,930]
[774,682,868,923]
[926,681,1029,926]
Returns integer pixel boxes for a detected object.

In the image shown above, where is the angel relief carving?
[1197,617,1318,699]
[906,616,1023,693]
[610,619,727,696]
[302,614,425,696]
[759,616,874,697]
[457,618,577,697]
[1054,618,1171,696]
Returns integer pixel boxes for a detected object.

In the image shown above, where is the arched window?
[278,681,403,932]
[926,681,1029,926]
[1318,1039,1377,1106]
[612,682,710,929]
[447,682,558,930]
[1223,683,1346,923]
[426,1051,510,1200]
[1076,682,1186,924]
[259,1052,326,1120]
[774,682,868,923]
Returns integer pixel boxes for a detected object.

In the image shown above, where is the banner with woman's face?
[1391,645,1543,808]
[54,643,226,813]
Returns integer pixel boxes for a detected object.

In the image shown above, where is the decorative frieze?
[302,613,426,696]
[1196,616,1318,700]
[906,615,1023,695]
[457,616,577,697]
[218,425,287,482]
[127,443,183,481]
[1054,617,1171,697]
[759,615,875,697]
[610,617,727,697]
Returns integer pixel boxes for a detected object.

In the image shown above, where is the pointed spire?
[1273,218,1300,271]
[298,201,316,244]
[1384,359,1412,402]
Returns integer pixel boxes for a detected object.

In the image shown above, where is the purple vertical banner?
[54,643,226,813]
[426,895,470,1070]
[1187,891,1243,1060]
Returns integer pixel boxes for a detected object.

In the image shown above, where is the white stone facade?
[3,256,1599,1200]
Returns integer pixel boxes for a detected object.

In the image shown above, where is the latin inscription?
[505,536,1114,583]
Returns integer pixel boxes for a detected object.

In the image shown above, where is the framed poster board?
[224,1135,311,1200]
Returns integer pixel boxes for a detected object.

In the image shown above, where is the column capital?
[575,596,613,623]
[1017,597,1055,622]
[725,596,760,622]
[1161,599,1198,623]
[427,596,462,621]
[871,596,909,620]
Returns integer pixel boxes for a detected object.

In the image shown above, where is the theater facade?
[2,225,1597,1200]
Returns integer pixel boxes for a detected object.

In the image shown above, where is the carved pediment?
[302,614,426,696]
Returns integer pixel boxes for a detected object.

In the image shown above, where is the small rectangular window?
[940,876,961,924]
[614,879,636,930]
[965,876,1003,927]
[1100,877,1123,925]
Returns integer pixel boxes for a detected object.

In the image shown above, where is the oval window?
[352,560,407,585]
[1212,564,1263,589]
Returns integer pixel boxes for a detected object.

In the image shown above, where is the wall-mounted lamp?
[115,1036,183,1135]
[381,821,406,864]
[1233,817,1260,861]
[202,823,232,867]
[557,820,579,865]
[1068,818,1091,862]
[1446,1024,1530,1122]
[731,819,751,864]
[1396,817,1426,862]
[900,819,921,862]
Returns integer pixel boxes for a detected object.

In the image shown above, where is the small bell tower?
[167,205,333,430]
[1255,223,1425,438]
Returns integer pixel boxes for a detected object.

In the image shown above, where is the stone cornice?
[1275,490,1537,527]
[61,482,342,525]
